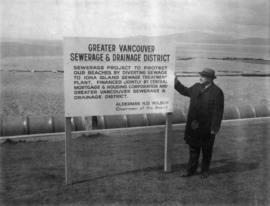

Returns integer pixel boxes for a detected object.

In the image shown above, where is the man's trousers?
[187,144,214,174]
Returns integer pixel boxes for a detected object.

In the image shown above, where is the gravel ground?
[0,118,269,205]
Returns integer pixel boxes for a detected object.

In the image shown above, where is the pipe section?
[223,106,240,120]
[254,104,270,117]
[0,104,270,136]
[127,114,148,127]
[28,116,54,134]
[1,116,28,136]
[104,115,128,129]
[147,113,166,126]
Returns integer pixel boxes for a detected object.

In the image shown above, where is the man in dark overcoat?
[175,68,224,178]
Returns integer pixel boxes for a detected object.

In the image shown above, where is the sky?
[1,0,269,40]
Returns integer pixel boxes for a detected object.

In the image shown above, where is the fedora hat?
[199,68,216,79]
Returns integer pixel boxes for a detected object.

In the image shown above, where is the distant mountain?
[169,32,270,45]
[168,31,234,44]
[231,38,270,45]
[1,32,269,57]
[0,40,63,57]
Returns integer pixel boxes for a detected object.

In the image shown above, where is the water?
[175,43,270,74]
[176,43,270,59]
[0,43,270,117]
[174,76,270,113]
[174,43,270,111]
[1,43,269,73]
[175,58,270,74]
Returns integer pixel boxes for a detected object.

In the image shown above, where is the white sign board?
[64,37,175,117]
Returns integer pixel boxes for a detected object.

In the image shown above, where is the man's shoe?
[201,172,209,179]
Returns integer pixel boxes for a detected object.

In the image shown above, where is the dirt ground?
[0,118,270,206]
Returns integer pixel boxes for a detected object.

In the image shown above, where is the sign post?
[65,117,72,185]
[64,37,176,184]
[164,112,173,172]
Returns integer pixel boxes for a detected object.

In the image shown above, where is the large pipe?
[0,104,269,137]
